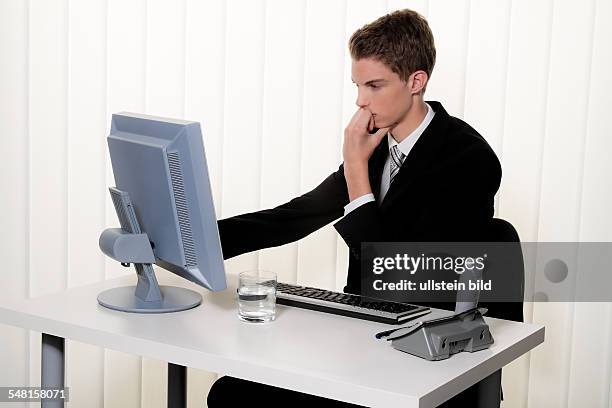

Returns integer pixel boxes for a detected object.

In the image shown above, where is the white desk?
[0,270,544,408]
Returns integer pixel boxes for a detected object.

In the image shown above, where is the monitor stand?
[98,187,202,313]
[97,263,202,313]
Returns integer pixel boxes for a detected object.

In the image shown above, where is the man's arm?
[217,164,349,260]
[332,108,389,251]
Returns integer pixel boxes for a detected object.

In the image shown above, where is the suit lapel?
[380,101,451,211]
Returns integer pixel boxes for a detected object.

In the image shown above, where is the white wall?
[1,0,611,407]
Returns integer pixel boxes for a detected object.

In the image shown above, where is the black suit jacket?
[218,101,501,311]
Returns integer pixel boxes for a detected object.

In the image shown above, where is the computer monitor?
[98,112,226,313]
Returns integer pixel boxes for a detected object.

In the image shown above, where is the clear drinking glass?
[237,270,277,323]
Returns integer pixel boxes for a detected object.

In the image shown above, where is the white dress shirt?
[343,102,435,216]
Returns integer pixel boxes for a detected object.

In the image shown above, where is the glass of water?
[237,270,277,323]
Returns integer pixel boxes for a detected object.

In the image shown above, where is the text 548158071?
[0,387,69,402]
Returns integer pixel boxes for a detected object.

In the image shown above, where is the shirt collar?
[387,102,435,156]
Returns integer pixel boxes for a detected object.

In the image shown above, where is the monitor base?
[98,285,202,313]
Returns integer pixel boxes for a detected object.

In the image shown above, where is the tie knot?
[389,145,405,184]
[390,145,405,163]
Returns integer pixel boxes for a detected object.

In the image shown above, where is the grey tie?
[389,145,406,184]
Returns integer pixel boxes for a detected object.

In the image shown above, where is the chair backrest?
[488,218,520,242]
[481,218,525,322]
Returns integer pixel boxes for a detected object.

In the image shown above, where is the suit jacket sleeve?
[217,164,349,260]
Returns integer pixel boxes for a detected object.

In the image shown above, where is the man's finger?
[353,108,371,130]
[347,108,368,130]
[363,110,374,130]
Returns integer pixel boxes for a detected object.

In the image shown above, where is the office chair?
[480,217,525,323]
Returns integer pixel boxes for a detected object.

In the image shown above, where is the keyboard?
[274,282,431,325]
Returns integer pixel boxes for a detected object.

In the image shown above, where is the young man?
[209,9,504,408]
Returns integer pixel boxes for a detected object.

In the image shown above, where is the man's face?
[351,58,414,130]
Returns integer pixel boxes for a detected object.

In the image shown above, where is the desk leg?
[475,369,501,408]
[167,363,186,408]
[41,333,65,408]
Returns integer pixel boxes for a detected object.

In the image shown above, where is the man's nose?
[356,91,368,108]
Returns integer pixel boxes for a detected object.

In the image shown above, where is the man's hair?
[349,9,436,85]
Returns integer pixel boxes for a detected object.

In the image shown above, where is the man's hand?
[342,108,388,201]
[343,108,388,168]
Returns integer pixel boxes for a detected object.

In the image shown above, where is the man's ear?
[409,70,428,95]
